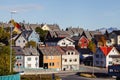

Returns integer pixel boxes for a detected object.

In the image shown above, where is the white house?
[61,47,79,71]
[109,30,120,46]
[57,37,75,47]
[14,33,28,48]
[23,47,40,68]
[94,46,120,67]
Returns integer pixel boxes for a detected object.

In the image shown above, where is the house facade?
[78,36,89,48]
[94,46,120,67]
[28,30,40,43]
[57,37,75,47]
[39,46,63,70]
[23,47,39,68]
[13,46,24,71]
[109,30,120,46]
[60,47,80,71]
[14,33,28,48]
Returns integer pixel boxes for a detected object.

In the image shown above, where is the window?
[18,40,20,43]
[49,63,52,66]
[96,61,99,64]
[68,52,70,55]
[62,42,65,45]
[35,57,38,60]
[27,64,31,68]
[65,59,67,62]
[69,59,72,62]
[96,54,99,58]
[74,59,77,62]
[23,40,25,43]
[71,52,74,55]
[27,57,31,61]
[109,61,112,64]
[52,63,54,66]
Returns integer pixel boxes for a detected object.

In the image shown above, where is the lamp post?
[10,11,16,73]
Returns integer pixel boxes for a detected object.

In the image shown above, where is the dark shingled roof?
[60,46,79,55]
[12,46,24,55]
[39,46,64,56]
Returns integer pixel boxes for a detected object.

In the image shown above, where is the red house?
[78,36,89,48]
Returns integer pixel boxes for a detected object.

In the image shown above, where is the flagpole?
[10,11,16,73]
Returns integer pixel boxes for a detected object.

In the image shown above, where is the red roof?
[100,46,113,56]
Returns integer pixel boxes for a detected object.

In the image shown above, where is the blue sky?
[0,0,120,30]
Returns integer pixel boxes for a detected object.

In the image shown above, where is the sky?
[0,0,120,30]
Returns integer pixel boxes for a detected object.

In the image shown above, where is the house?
[27,30,40,43]
[45,37,75,47]
[60,46,80,71]
[78,36,89,48]
[13,46,24,71]
[66,27,84,37]
[57,37,75,47]
[14,30,40,48]
[39,46,63,71]
[94,46,120,67]
[109,30,120,46]
[23,47,39,68]
[77,48,92,64]
[42,24,60,31]
[45,30,70,39]
[14,32,28,48]
[45,37,64,46]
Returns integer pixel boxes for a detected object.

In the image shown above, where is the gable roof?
[60,46,79,55]
[111,30,120,35]
[100,46,113,56]
[23,47,39,56]
[15,30,33,41]
[81,30,92,40]
[39,46,64,56]
[12,46,24,55]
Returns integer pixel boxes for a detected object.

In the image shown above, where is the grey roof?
[60,46,79,55]
[66,27,84,37]
[39,46,64,56]
[44,24,60,31]
[81,30,92,40]
[15,30,33,41]
[12,46,24,55]
[112,30,120,35]
[23,47,39,56]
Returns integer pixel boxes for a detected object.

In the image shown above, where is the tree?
[88,40,96,54]
[0,27,10,45]
[0,45,15,75]
[25,40,36,48]
[35,27,48,41]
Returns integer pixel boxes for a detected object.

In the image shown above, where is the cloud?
[0,4,43,12]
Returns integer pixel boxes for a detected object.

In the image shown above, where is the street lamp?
[10,11,17,73]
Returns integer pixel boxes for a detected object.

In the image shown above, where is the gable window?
[71,52,74,55]
[68,52,70,55]
[18,40,20,43]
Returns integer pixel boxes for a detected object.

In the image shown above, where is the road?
[56,65,115,80]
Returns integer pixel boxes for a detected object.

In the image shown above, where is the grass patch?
[21,74,61,80]
[80,73,96,78]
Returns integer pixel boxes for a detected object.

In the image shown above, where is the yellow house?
[41,24,60,31]
[39,46,64,70]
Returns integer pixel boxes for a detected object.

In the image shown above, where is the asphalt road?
[56,65,115,80]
